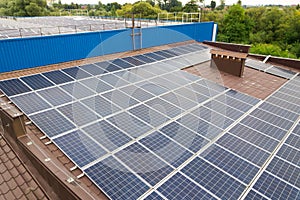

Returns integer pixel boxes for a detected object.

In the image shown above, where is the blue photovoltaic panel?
[273,91,300,105]
[102,90,139,109]
[115,142,174,186]
[137,81,169,96]
[285,133,300,149]
[122,56,145,66]
[107,111,152,138]
[43,70,74,85]
[20,74,54,90]
[132,54,156,64]
[258,102,299,122]
[81,95,121,117]
[144,192,164,200]
[80,77,113,93]
[204,100,245,120]
[84,156,150,200]
[253,172,300,199]
[265,66,296,79]
[11,92,51,115]
[266,156,300,188]
[129,104,169,127]
[57,102,99,126]
[60,82,95,99]
[143,52,165,61]
[99,73,129,87]
[62,67,91,80]
[37,87,74,106]
[216,133,270,166]
[110,59,133,69]
[215,94,253,112]
[160,92,198,110]
[240,116,286,140]
[0,79,31,96]
[266,96,300,114]
[158,172,216,200]
[80,63,108,75]
[225,89,260,105]
[119,85,154,102]
[114,71,143,83]
[82,120,132,151]
[153,50,174,59]
[53,130,107,167]
[145,98,183,118]
[276,144,300,166]
[30,109,76,138]
[160,121,210,153]
[104,63,122,72]
[140,131,193,168]
[229,123,279,153]
[245,190,269,200]
[200,144,259,184]
[181,157,246,199]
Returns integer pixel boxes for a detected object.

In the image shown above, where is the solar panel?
[30,109,76,138]
[53,130,107,167]
[37,87,74,106]
[62,67,91,80]
[143,52,165,61]
[0,79,31,96]
[265,66,296,79]
[43,70,74,85]
[20,74,54,90]
[3,43,300,200]
[153,50,174,59]
[121,56,145,66]
[80,63,108,75]
[11,92,51,115]
[246,59,271,71]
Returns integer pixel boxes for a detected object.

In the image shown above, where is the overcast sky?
[60,0,300,6]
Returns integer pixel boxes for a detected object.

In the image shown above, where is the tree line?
[0,0,299,58]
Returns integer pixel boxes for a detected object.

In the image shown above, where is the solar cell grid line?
[84,156,150,200]
[143,52,165,61]
[199,144,260,184]
[159,121,210,153]
[42,70,74,85]
[188,82,221,97]
[79,77,113,94]
[121,56,146,66]
[82,120,132,152]
[191,106,235,129]
[10,92,52,115]
[273,91,300,105]
[102,89,140,109]
[162,49,179,56]
[157,172,218,200]
[215,94,253,112]
[53,130,107,168]
[252,172,300,199]
[109,58,134,69]
[225,89,261,106]
[229,123,280,153]
[265,66,296,79]
[113,70,144,83]
[249,109,294,130]
[173,87,209,104]
[142,191,164,200]
[98,73,130,88]
[132,54,156,64]
[216,133,270,166]
[20,74,54,90]
[160,92,198,110]
[144,97,183,118]
[62,66,91,80]
[283,82,300,91]
[141,64,168,75]
[81,63,108,75]
[266,96,300,115]
[81,95,121,118]
[0,78,31,97]
[114,142,174,186]
[181,156,247,200]
[244,190,270,200]
[139,131,193,168]
[107,111,153,138]
[127,67,156,79]
[37,86,74,107]
[153,50,174,59]
[265,156,300,189]
[148,77,181,91]
[60,82,95,100]
[119,84,154,102]
[29,109,76,138]
[136,81,169,96]
[276,144,300,166]
[129,104,170,128]
[101,62,122,73]
[258,102,299,122]
[57,102,100,127]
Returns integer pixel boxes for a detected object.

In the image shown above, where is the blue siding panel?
[0,22,216,73]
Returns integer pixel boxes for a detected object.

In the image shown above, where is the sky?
[60,0,300,6]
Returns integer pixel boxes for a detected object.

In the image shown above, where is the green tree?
[183,0,198,12]
[220,4,253,43]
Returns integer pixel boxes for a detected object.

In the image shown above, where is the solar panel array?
[0,43,299,200]
[246,59,296,79]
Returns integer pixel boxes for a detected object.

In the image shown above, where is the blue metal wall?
[0,22,216,73]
